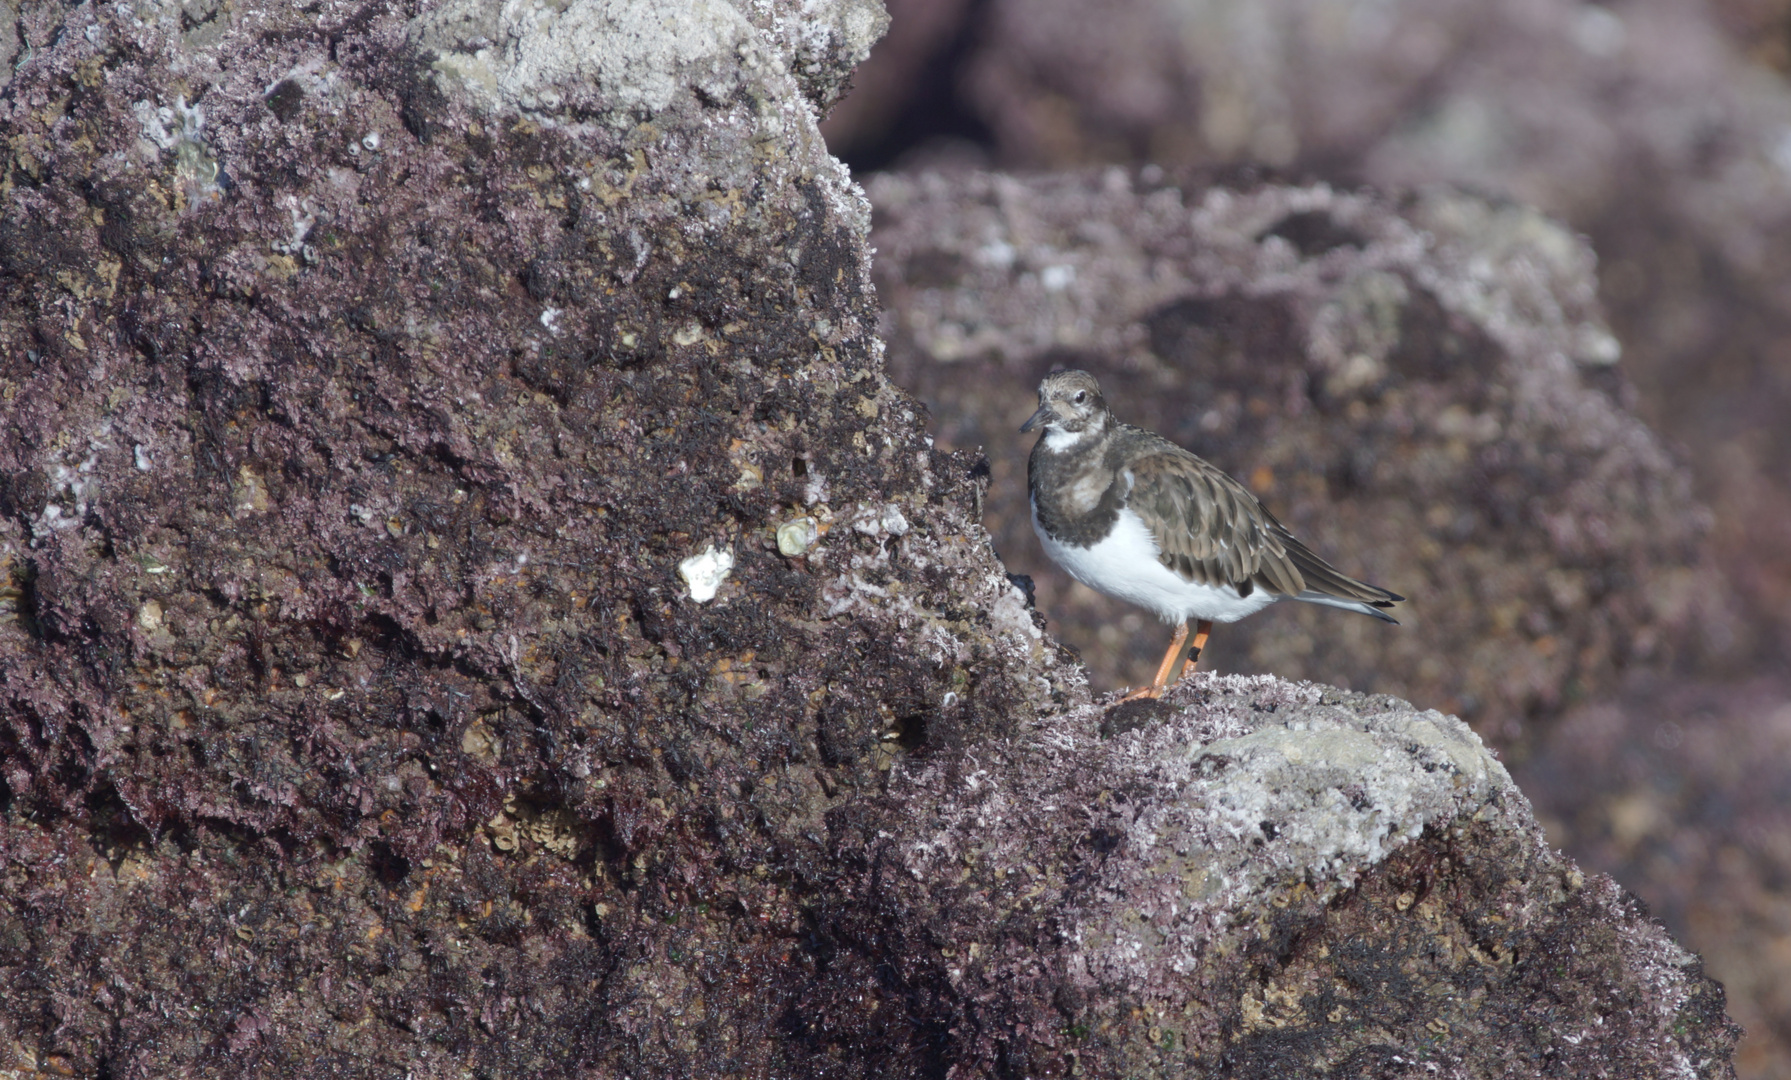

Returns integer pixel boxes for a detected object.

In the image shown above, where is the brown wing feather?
[1253,498,1403,604]
[1126,439,1400,607]
[1125,449,1307,597]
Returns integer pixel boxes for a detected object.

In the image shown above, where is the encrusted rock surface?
[837,673,1736,1077]
[0,1,1738,1077]
[835,0,1791,665]
[828,2,1791,1071]
[869,168,1725,747]
[1517,675,1791,1079]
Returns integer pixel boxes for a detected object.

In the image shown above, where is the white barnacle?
[679,544,734,603]
[776,517,817,557]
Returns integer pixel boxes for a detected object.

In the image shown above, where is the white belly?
[1032,502,1279,625]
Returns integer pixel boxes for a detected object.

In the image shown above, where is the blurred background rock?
[822,0,1791,1074]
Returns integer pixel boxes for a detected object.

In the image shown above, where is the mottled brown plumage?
[1022,369,1402,698]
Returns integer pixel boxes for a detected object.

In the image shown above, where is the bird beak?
[1020,403,1052,433]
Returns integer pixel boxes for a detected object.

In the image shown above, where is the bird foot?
[1118,684,1163,702]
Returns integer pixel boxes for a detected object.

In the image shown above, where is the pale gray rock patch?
[408,0,885,120]
[410,0,763,117]
[900,673,1518,994]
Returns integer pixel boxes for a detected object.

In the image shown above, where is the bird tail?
[1294,591,1400,624]
[1281,535,1403,623]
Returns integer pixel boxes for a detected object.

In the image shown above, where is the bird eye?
[1073,391,1086,404]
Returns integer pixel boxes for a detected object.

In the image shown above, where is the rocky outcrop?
[826,2,1791,1069]
[834,0,1791,665]
[843,673,1736,1077]
[0,1,1737,1077]
[869,169,1724,748]
[1517,674,1791,1078]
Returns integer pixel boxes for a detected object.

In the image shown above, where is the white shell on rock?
[776,516,818,556]
[679,544,734,602]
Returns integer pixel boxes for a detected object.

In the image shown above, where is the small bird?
[1022,370,1402,700]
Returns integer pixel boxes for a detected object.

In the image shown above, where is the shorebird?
[1023,370,1402,700]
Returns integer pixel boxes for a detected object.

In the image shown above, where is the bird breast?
[1060,466,1113,516]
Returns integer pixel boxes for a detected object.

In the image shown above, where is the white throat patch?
[1043,425,1094,452]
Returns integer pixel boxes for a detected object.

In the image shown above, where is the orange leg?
[1120,619,1212,701]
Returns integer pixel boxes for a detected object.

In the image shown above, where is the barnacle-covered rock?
[869,169,1728,747]
[826,673,1737,1077]
[0,1,1736,1077]
[0,0,1054,1074]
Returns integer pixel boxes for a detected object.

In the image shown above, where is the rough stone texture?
[1517,675,1791,1080]
[411,0,887,118]
[840,672,1738,1078]
[868,168,1728,747]
[0,1,1738,1077]
[835,0,1791,666]
[0,0,1042,1075]
[822,3,1791,1070]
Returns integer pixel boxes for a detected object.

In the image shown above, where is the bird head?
[1021,369,1109,448]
